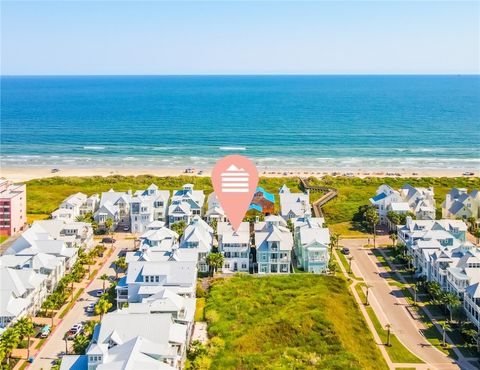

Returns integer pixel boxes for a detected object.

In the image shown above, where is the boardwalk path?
[299,177,338,217]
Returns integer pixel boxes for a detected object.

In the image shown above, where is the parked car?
[341,248,350,255]
[123,225,130,231]
[85,303,95,314]
[67,324,83,340]
[102,237,116,243]
[95,290,104,297]
[39,325,51,338]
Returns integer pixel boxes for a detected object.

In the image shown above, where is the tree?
[209,218,218,237]
[329,234,338,253]
[113,257,127,280]
[389,232,397,247]
[327,260,337,274]
[100,274,110,292]
[104,218,115,249]
[286,219,294,233]
[73,334,90,354]
[43,299,56,326]
[91,221,99,234]
[442,321,451,347]
[15,317,35,359]
[467,216,477,232]
[94,298,112,320]
[385,324,392,347]
[442,292,461,322]
[386,211,401,231]
[206,252,224,276]
[0,327,20,365]
[474,229,480,245]
[171,220,187,238]
[347,256,354,274]
[426,281,443,304]
[364,207,379,247]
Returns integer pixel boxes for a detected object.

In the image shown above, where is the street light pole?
[385,324,392,347]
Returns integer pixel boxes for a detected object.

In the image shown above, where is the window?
[241,264,247,269]
[155,276,159,282]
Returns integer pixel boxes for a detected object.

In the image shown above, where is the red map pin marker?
[211,155,259,231]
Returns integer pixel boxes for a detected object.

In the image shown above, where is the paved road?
[30,239,133,370]
[341,238,461,370]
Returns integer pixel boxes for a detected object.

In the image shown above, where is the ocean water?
[1,75,479,171]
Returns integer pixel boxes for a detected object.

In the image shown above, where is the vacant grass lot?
[204,274,388,370]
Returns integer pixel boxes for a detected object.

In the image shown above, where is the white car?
[85,303,95,314]
[67,324,83,340]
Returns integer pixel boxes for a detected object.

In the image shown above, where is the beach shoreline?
[0,165,476,182]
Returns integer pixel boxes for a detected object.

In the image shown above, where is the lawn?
[203,274,388,370]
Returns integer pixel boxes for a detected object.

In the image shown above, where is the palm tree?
[99,274,109,293]
[43,299,56,327]
[91,221,99,234]
[206,252,224,276]
[113,257,127,279]
[364,207,379,247]
[171,220,187,238]
[94,298,112,320]
[334,233,341,249]
[474,229,480,245]
[0,327,20,365]
[329,234,338,253]
[442,292,461,322]
[385,324,392,347]
[104,218,114,249]
[387,211,401,231]
[63,273,75,301]
[15,317,35,359]
[467,216,477,232]
[73,334,90,354]
[442,321,451,347]
[389,232,397,247]
[347,256,354,274]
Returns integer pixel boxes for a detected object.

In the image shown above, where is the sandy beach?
[0,166,475,182]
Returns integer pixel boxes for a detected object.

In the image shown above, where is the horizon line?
[1,73,479,78]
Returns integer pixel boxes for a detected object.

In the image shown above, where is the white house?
[168,185,205,225]
[63,311,188,370]
[255,216,293,274]
[5,220,93,269]
[400,184,436,220]
[1,253,64,293]
[116,260,197,307]
[98,189,132,226]
[51,208,75,222]
[121,287,196,340]
[369,185,405,225]
[0,265,47,329]
[205,192,227,223]
[279,184,310,220]
[217,222,250,273]
[442,188,480,221]
[137,222,179,254]
[94,201,120,229]
[79,194,100,216]
[130,184,170,234]
[59,192,87,219]
[293,214,330,273]
[179,216,213,273]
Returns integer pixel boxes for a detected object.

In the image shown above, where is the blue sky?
[1,1,478,75]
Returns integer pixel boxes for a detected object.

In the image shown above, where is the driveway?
[341,238,461,370]
[29,238,134,370]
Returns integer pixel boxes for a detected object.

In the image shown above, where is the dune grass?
[24,175,479,227]
[204,274,388,370]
